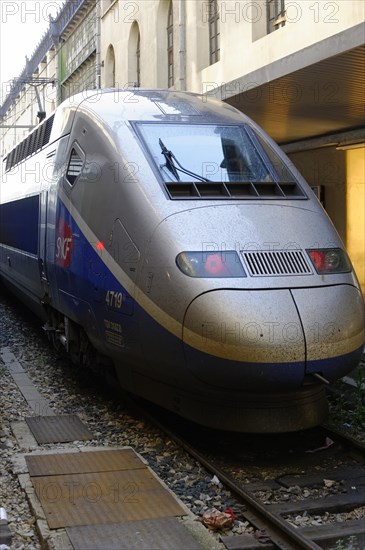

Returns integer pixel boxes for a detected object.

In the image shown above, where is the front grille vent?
[241,250,312,277]
[165,181,306,200]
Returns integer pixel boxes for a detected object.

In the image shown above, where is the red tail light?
[306,248,351,274]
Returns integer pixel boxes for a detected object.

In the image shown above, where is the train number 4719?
[105,290,123,309]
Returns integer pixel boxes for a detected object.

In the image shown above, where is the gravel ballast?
[1,289,364,549]
[0,292,230,548]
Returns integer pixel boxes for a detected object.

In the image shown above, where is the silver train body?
[1,89,364,432]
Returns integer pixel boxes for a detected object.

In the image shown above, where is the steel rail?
[138,406,322,550]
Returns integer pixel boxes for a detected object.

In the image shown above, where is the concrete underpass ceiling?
[224,44,365,145]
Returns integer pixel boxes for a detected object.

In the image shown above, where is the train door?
[39,137,69,310]
[38,146,60,302]
[38,188,49,301]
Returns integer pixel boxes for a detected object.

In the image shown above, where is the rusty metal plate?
[25,415,93,444]
[221,533,274,550]
[66,517,202,549]
[26,448,145,477]
[32,469,185,528]
[26,449,185,529]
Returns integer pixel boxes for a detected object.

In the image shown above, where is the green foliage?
[328,368,365,431]
[353,369,365,428]
[332,535,361,549]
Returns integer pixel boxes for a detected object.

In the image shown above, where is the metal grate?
[4,114,54,172]
[165,181,306,200]
[241,250,312,276]
[25,415,93,444]
[67,517,202,550]
[26,448,146,476]
[27,449,185,529]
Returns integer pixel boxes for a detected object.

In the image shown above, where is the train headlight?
[176,251,246,278]
[306,248,352,274]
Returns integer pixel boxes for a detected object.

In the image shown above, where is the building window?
[267,0,286,33]
[208,0,220,64]
[66,148,84,186]
[128,22,141,87]
[136,31,141,87]
[167,2,174,87]
[105,44,115,87]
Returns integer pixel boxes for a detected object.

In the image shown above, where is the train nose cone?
[292,285,365,381]
[183,289,306,391]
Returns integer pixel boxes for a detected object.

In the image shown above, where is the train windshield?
[138,123,296,184]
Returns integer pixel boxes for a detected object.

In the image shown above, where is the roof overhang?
[214,24,365,146]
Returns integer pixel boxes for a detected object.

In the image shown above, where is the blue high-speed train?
[1,89,364,432]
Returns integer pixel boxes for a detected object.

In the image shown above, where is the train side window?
[66,147,84,186]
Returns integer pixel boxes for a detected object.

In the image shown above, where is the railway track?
[135,402,365,550]
[1,290,364,549]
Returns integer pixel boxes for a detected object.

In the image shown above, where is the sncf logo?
[56,219,73,267]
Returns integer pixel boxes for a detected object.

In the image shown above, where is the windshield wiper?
[159,139,211,182]
[159,139,180,181]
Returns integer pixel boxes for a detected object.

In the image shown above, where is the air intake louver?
[165,181,306,200]
[242,250,312,276]
[4,114,55,172]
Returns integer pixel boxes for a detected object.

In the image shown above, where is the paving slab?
[10,373,34,385]
[19,446,223,549]
[11,421,39,451]
[27,399,56,416]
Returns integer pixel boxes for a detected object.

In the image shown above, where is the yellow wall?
[288,147,347,242]
[346,147,365,294]
[289,146,365,295]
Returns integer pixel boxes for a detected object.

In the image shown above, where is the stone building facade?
[1,0,364,290]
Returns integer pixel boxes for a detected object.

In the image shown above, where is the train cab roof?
[57,88,253,125]
[2,89,261,175]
